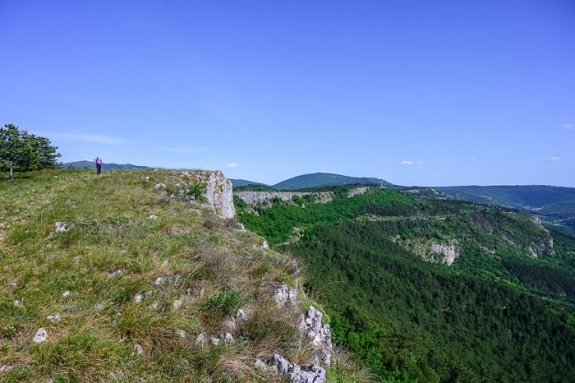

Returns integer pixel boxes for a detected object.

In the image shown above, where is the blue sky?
[1,0,574,187]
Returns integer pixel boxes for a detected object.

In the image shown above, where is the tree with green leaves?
[0,124,61,179]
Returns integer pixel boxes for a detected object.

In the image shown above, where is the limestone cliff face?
[160,170,236,219]
[204,171,236,219]
[235,191,333,205]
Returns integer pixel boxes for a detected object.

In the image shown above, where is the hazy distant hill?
[436,185,575,213]
[436,185,575,235]
[229,179,268,188]
[63,160,150,170]
[271,172,396,190]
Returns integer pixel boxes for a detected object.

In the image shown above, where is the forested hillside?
[235,186,575,382]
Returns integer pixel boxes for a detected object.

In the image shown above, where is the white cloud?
[548,156,560,162]
[47,132,129,145]
[564,123,574,131]
[471,157,478,162]
[225,162,240,169]
[400,160,423,166]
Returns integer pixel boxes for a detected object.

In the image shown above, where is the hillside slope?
[235,186,575,382]
[0,169,365,382]
[436,185,575,235]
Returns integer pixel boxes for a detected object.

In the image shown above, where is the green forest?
[234,186,575,382]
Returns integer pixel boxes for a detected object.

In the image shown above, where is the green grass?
[0,168,369,382]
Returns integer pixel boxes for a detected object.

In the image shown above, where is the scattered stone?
[211,337,220,346]
[148,214,158,220]
[254,359,267,370]
[223,332,233,344]
[0,363,13,373]
[107,269,122,278]
[62,290,71,297]
[54,222,69,233]
[173,299,182,309]
[176,329,186,338]
[73,256,81,264]
[237,309,248,320]
[13,298,24,307]
[33,328,48,343]
[134,344,144,356]
[47,314,61,323]
[196,332,207,346]
[133,293,143,303]
[154,277,165,285]
[154,183,166,190]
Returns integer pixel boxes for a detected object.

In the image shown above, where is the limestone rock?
[134,344,144,356]
[205,171,236,219]
[269,353,326,383]
[298,306,332,367]
[274,284,297,307]
[47,314,61,323]
[431,241,459,266]
[33,328,47,343]
[54,221,70,233]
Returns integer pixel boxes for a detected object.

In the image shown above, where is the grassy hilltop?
[0,169,365,382]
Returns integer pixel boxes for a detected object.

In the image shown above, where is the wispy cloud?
[158,147,207,153]
[564,123,574,131]
[548,156,560,162]
[47,133,129,145]
[471,157,478,162]
[225,162,240,169]
[400,160,423,166]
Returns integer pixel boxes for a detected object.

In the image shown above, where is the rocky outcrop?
[298,306,332,367]
[268,353,327,383]
[205,171,235,219]
[235,191,333,205]
[162,170,236,219]
[431,241,459,266]
[274,283,297,307]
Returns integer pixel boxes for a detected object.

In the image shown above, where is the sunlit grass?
[0,168,371,382]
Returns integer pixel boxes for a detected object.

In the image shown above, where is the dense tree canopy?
[236,187,575,382]
[0,124,61,179]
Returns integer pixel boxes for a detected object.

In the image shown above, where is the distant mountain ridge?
[63,160,149,170]
[231,172,397,190]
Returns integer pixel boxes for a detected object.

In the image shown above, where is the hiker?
[94,157,103,175]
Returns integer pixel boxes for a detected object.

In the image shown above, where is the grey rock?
[269,353,326,383]
[299,306,332,367]
[33,328,47,343]
[274,284,297,307]
[54,222,69,233]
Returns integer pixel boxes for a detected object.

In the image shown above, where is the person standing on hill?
[94,157,103,175]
